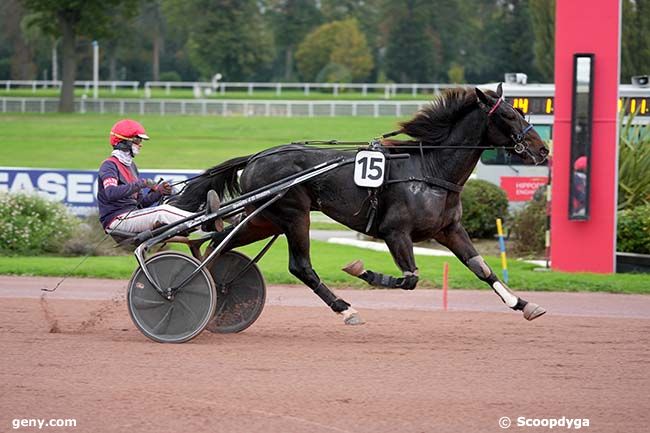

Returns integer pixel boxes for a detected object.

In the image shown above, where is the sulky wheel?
[127,251,217,343]
[205,251,266,334]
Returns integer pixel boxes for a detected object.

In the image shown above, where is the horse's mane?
[398,87,497,145]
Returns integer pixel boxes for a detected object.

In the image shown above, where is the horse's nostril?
[540,147,549,157]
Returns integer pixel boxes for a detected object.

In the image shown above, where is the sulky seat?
[105,228,140,245]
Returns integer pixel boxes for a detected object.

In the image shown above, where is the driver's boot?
[201,190,224,232]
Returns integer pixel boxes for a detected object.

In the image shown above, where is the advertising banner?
[0,166,201,216]
[499,176,548,202]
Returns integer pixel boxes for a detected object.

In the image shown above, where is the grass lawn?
[1,113,403,169]
[0,238,647,294]
[2,113,647,294]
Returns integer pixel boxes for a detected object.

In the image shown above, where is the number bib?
[354,150,386,188]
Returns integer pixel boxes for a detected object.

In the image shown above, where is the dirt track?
[1,276,649,433]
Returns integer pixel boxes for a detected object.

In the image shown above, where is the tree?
[480,0,538,82]
[320,0,382,80]
[267,0,322,81]
[22,0,139,112]
[451,0,500,83]
[295,18,373,82]
[530,0,555,82]
[1,0,36,79]
[160,0,201,81]
[184,0,274,81]
[382,0,442,83]
[621,0,650,83]
[142,1,165,82]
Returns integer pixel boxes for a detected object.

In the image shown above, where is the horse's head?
[475,83,549,165]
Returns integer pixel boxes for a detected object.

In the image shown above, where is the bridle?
[481,96,535,156]
[512,124,534,154]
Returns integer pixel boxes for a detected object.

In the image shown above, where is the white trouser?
[107,204,194,233]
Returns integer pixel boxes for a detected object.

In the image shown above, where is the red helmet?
[109,119,150,146]
[573,156,587,172]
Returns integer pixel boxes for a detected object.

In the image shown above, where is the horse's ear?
[475,87,490,106]
[496,82,503,97]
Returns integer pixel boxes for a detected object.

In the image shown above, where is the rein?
[168,160,254,188]
[173,97,537,190]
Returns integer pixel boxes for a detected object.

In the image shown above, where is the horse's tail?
[169,155,251,211]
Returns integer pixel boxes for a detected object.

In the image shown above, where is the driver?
[97,119,221,234]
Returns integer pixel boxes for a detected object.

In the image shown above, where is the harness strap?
[488,97,503,116]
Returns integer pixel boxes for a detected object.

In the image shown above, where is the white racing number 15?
[354,150,386,188]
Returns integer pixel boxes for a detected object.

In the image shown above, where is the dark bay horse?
[170,85,549,324]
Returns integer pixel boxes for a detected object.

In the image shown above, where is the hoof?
[342,259,365,277]
[523,302,546,321]
[341,308,365,325]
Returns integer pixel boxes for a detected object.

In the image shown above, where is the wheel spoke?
[180,286,211,298]
[168,260,191,287]
[132,296,167,310]
[175,297,200,324]
[151,305,173,334]
[214,295,229,317]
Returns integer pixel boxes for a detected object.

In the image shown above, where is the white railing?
[2,80,465,97]
[0,97,426,117]
[144,81,463,98]
[0,80,140,93]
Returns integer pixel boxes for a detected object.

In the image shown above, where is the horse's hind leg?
[280,213,364,325]
[342,231,420,290]
[435,222,546,321]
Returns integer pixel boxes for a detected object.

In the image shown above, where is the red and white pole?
[442,262,449,311]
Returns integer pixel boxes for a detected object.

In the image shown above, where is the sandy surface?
[1,276,649,432]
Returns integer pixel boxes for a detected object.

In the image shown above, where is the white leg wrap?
[493,281,518,308]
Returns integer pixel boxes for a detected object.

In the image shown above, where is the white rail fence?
[143,81,461,98]
[1,80,140,93]
[0,98,425,117]
[1,80,464,97]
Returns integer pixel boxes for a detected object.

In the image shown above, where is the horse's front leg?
[435,222,546,321]
[342,231,420,290]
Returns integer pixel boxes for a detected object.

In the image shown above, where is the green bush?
[511,187,547,256]
[460,179,509,238]
[315,63,352,83]
[617,204,650,254]
[0,192,79,255]
[159,71,182,82]
[618,110,650,210]
[62,213,132,256]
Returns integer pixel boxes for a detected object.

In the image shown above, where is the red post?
[442,262,449,311]
[551,0,621,273]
